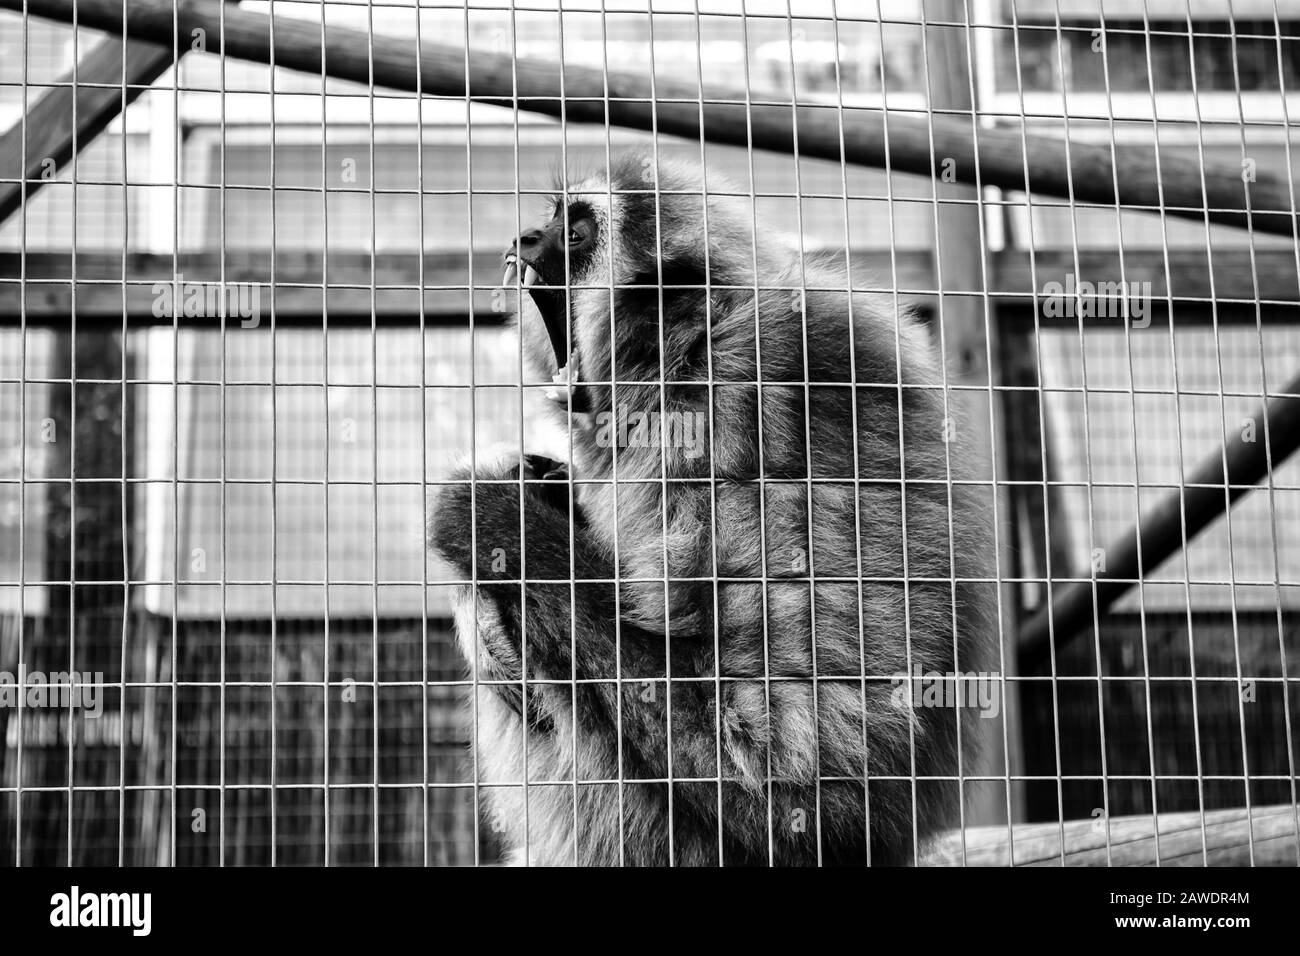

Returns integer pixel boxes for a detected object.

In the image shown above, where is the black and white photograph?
[0,0,1295,928]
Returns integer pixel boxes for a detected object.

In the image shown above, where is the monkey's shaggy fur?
[429,152,995,866]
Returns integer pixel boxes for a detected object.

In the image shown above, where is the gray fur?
[429,152,995,866]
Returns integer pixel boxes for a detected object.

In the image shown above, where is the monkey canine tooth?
[545,365,571,403]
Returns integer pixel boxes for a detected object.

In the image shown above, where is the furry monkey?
[429,152,994,866]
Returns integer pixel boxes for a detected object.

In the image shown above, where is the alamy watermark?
[50,886,151,936]
[593,403,707,460]
[890,665,1002,719]
[0,666,104,719]
[1040,273,1152,328]
[152,273,263,327]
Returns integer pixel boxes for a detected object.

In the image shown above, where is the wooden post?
[921,2,1021,833]
[19,328,129,863]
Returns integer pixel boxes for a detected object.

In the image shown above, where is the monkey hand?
[429,449,622,688]
[427,450,582,583]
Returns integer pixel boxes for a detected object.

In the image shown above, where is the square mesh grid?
[0,0,1296,866]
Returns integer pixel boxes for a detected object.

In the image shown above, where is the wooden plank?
[995,249,1300,307]
[0,36,177,225]
[0,250,503,321]
[5,0,1296,237]
[925,803,1300,866]
[6,249,1297,323]
[0,250,522,286]
[0,250,938,321]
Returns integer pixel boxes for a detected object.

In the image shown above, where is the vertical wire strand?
[644,6,676,867]
[459,0,483,869]
[67,0,80,867]
[1127,0,1176,870]
[217,0,230,868]
[1005,0,1069,864]
[414,0,430,870]
[970,0,1018,868]
[1127,0,1207,864]
[935,0,978,870]
[868,0,912,867]
[553,5,580,866]
[1179,0,1250,863]
[168,0,184,868]
[826,0,873,867]
[1134,0,1210,865]
[119,0,132,868]
[15,0,28,869]
[955,1,1015,868]
[1261,0,1300,862]
[733,4,778,868]
[1223,0,1289,861]
[686,0,726,867]
[913,1,963,866]
[594,0,628,868]
[1046,0,1112,865]
[941,0,986,866]
[267,0,279,868]
[367,0,381,869]
[1092,3,1160,864]
[318,0,332,869]
[781,0,824,866]
[940,0,975,869]
[507,0,532,865]
[1216,0,1264,864]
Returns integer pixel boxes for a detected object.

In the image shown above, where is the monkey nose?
[517,228,545,253]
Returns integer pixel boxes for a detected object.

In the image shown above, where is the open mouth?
[502,252,579,401]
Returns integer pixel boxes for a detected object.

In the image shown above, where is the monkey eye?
[567,219,593,247]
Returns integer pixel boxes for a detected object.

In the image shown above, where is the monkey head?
[502,193,602,393]
[502,175,616,411]
[503,153,755,421]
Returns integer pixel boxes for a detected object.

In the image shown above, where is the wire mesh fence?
[0,0,1297,866]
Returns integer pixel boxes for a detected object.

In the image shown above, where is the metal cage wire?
[0,0,1297,866]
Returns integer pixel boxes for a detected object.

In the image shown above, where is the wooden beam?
[995,249,1300,307]
[0,249,938,322]
[0,250,500,286]
[0,250,501,322]
[1019,369,1300,669]
[4,0,1295,238]
[6,249,1299,323]
[925,803,1300,866]
[0,35,177,225]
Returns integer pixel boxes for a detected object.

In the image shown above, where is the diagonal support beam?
[0,1,242,227]
[1019,370,1300,668]
[0,35,177,225]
